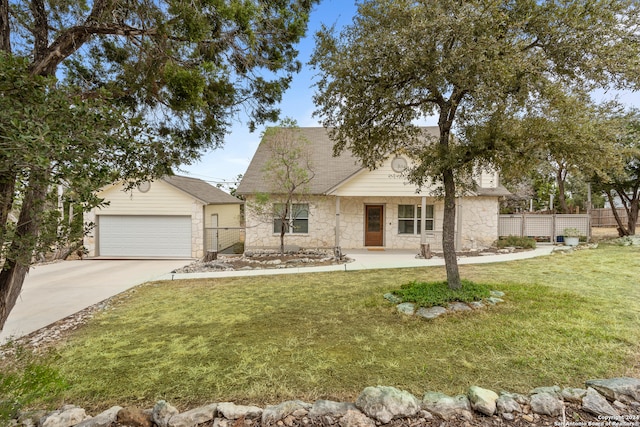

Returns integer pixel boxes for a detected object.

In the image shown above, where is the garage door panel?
[98,216,192,257]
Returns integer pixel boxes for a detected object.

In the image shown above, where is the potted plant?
[563,228,581,247]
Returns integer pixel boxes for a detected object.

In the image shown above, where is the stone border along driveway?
[20,378,640,427]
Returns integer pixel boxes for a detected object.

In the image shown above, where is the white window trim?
[273,202,309,235]
[398,204,434,235]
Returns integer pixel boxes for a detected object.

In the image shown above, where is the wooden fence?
[590,208,639,227]
[499,214,590,243]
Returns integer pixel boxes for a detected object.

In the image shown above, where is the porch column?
[420,196,427,245]
[455,197,463,250]
[335,196,341,248]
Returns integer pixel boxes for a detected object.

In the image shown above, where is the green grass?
[9,243,640,412]
[391,279,491,307]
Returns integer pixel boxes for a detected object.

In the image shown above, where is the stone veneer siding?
[244,195,500,251]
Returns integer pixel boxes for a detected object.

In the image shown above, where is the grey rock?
[485,297,504,305]
[416,306,447,319]
[531,385,562,400]
[499,391,529,405]
[490,290,505,297]
[168,404,217,427]
[217,402,261,420]
[41,408,88,427]
[355,386,420,424]
[469,301,485,309]
[582,387,619,417]
[338,410,375,427]
[117,407,152,427]
[613,401,628,411]
[562,388,588,403]
[396,303,415,315]
[422,392,473,421]
[502,412,515,421]
[496,395,522,414]
[468,386,499,416]
[309,401,357,418]
[262,400,311,426]
[449,302,471,312]
[75,407,122,427]
[529,393,564,417]
[585,377,640,403]
[383,293,403,304]
[152,401,179,427]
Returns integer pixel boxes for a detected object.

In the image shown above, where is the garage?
[98,215,192,258]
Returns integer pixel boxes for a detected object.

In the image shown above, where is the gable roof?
[237,127,365,195]
[163,175,242,205]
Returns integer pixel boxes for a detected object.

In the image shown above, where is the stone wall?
[244,195,501,252]
[20,377,640,427]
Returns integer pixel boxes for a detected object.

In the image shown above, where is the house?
[237,127,510,252]
[84,175,243,258]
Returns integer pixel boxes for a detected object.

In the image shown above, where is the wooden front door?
[365,205,384,246]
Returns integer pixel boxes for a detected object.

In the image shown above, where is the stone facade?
[244,195,499,251]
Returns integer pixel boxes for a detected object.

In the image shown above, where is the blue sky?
[178,0,640,190]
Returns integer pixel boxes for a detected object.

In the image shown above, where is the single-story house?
[84,175,243,258]
[236,127,510,252]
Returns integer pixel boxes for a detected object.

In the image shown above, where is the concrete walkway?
[1,246,555,344]
[156,246,555,280]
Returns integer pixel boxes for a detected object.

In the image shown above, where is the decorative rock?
[585,377,640,403]
[485,297,504,305]
[500,391,529,405]
[531,385,562,400]
[529,393,563,417]
[152,401,179,427]
[468,301,485,309]
[490,290,505,297]
[561,387,587,403]
[75,407,122,427]
[117,407,152,427]
[502,412,515,421]
[613,400,628,411]
[416,306,447,319]
[396,303,415,315]
[522,414,534,422]
[262,401,311,426]
[338,410,376,427]
[217,402,262,420]
[383,293,403,304]
[449,302,471,312]
[468,386,499,416]
[355,386,420,424]
[582,387,619,417]
[168,404,218,427]
[496,394,522,414]
[422,392,473,421]
[308,400,357,418]
[41,407,88,427]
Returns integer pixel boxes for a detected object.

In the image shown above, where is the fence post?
[551,214,556,244]
[520,213,525,238]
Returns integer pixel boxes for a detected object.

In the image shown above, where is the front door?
[365,205,384,246]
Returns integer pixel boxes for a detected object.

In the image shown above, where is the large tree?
[311,0,639,289]
[0,0,318,330]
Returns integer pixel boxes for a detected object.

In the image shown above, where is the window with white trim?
[273,203,309,234]
[398,204,434,234]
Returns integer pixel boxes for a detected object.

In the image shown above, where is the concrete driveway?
[0,259,190,343]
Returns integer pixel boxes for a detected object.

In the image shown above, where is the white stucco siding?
[96,180,196,216]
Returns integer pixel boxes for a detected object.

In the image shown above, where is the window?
[273,203,309,234]
[398,204,434,234]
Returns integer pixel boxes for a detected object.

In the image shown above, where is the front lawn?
[9,244,640,411]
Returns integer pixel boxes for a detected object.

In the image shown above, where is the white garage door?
[98,215,192,257]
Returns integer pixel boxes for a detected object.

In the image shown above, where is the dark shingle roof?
[163,175,242,204]
[236,127,364,195]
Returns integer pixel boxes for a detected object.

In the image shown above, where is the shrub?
[390,280,492,307]
[496,235,536,249]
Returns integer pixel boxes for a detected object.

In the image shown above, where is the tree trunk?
[0,168,16,244]
[628,193,639,236]
[0,0,10,52]
[556,167,569,214]
[605,190,629,236]
[442,167,461,289]
[0,172,48,331]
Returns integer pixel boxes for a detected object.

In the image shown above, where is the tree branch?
[0,0,10,52]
